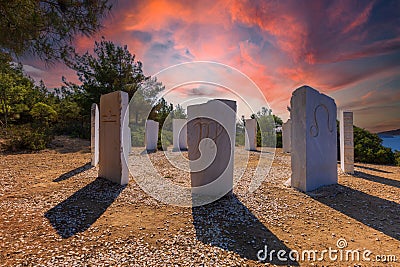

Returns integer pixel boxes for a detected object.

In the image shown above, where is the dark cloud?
[131,30,152,43]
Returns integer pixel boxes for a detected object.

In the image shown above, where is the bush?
[276,132,282,148]
[353,126,395,165]
[395,151,400,166]
[159,130,172,150]
[131,125,145,147]
[53,98,88,138]
[30,102,57,124]
[6,125,53,151]
[235,131,245,146]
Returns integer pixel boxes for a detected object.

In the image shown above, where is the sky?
[22,0,400,133]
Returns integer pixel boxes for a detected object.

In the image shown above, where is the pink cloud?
[22,0,400,132]
[342,1,375,34]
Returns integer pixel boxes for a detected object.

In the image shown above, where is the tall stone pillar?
[99,91,129,185]
[282,119,291,153]
[187,99,236,199]
[91,103,99,166]
[145,120,159,152]
[291,86,337,192]
[340,111,354,174]
[173,119,188,151]
[245,118,257,151]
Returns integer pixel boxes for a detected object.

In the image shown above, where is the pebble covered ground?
[0,136,399,266]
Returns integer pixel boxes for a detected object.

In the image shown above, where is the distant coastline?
[378,128,400,136]
[378,129,400,151]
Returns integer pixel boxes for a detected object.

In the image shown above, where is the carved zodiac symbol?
[310,104,334,137]
[193,119,225,148]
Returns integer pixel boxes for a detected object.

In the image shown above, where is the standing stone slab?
[91,103,99,166]
[173,119,188,151]
[340,111,354,174]
[187,99,236,198]
[291,86,337,192]
[282,119,291,153]
[122,101,131,157]
[245,118,257,151]
[99,91,129,185]
[145,120,159,152]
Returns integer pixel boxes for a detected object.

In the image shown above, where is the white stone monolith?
[340,111,354,174]
[91,103,99,166]
[122,102,131,157]
[245,119,257,151]
[290,86,337,192]
[98,91,129,185]
[187,99,236,199]
[173,119,188,151]
[145,120,159,152]
[282,119,291,153]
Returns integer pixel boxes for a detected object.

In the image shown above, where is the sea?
[379,135,400,152]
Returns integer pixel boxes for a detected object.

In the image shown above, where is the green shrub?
[395,151,400,166]
[30,102,57,123]
[131,125,145,147]
[352,126,395,165]
[6,125,53,151]
[276,132,282,148]
[159,130,172,150]
[53,99,87,138]
[235,131,245,146]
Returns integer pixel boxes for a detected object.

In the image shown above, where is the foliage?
[149,98,173,127]
[6,125,53,151]
[30,102,57,124]
[0,0,111,61]
[0,52,58,150]
[394,151,400,166]
[159,104,187,149]
[130,100,186,150]
[273,115,283,126]
[131,124,145,147]
[52,94,85,137]
[66,39,148,111]
[159,130,173,150]
[172,104,187,119]
[352,126,395,164]
[149,98,173,150]
[131,77,164,125]
[253,108,280,147]
[275,132,282,148]
[236,111,282,148]
[61,39,154,138]
[0,55,38,126]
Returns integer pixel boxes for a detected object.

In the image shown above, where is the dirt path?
[0,136,399,266]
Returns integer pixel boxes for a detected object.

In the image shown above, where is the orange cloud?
[22,0,400,132]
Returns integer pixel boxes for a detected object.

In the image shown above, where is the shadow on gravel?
[192,194,298,265]
[53,163,93,182]
[354,164,392,174]
[353,171,400,188]
[309,184,400,241]
[45,178,126,238]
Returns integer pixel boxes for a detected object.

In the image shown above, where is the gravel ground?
[0,136,399,266]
